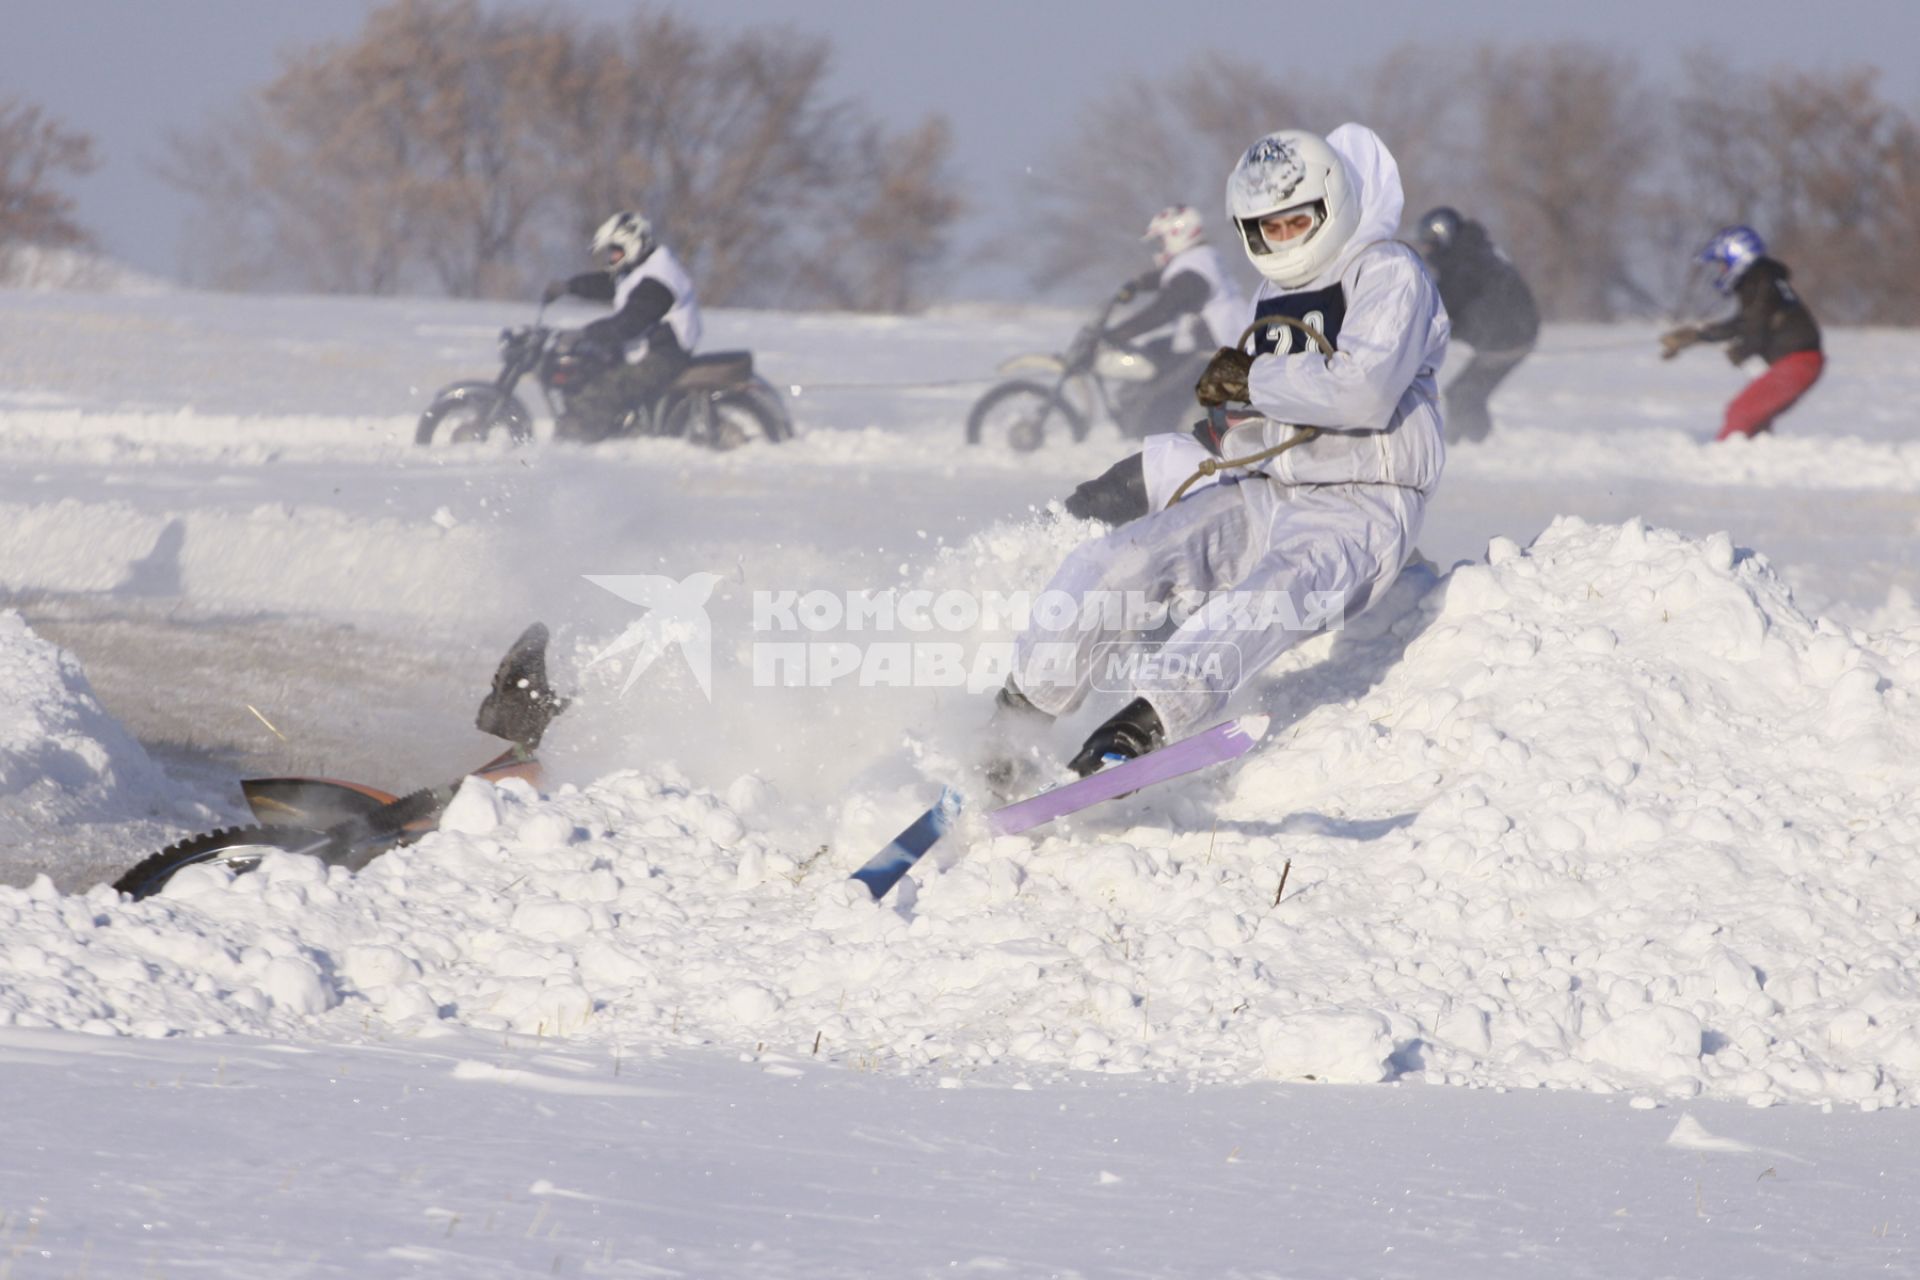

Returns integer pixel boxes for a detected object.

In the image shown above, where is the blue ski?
[848,787,963,899]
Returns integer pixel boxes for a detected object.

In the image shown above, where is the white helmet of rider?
[1225,130,1360,288]
[1143,204,1206,266]
[589,210,654,275]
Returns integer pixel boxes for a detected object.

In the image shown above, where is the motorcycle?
[111,623,569,901]
[963,293,1205,452]
[417,321,793,450]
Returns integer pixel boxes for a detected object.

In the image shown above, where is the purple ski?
[851,714,1269,900]
[987,713,1268,836]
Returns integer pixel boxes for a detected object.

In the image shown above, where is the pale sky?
[4,0,1913,291]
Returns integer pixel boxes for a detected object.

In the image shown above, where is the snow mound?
[5,519,1920,1110]
[0,611,180,848]
[1220,516,1920,1105]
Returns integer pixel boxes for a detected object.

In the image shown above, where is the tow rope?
[1166,316,1333,508]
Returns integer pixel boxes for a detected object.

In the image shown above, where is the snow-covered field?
[3,285,1918,1276]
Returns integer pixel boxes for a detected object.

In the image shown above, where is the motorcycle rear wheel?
[416,383,535,446]
[113,824,342,901]
[964,380,1088,451]
[662,380,793,451]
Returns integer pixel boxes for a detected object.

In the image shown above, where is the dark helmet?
[1415,206,1463,255]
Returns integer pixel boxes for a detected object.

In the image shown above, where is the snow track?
[5,288,1920,1109]
[7,285,1920,1279]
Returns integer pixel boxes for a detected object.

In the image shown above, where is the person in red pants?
[1659,226,1823,442]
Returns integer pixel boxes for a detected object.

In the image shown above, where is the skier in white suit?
[993,123,1450,781]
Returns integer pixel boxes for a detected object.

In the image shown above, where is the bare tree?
[1011,45,1494,299]
[548,12,851,306]
[0,98,98,249]
[163,0,572,296]
[1882,117,1920,325]
[1352,46,1482,227]
[795,117,964,313]
[1472,44,1658,320]
[163,0,962,310]
[1011,53,1321,296]
[1668,56,1920,323]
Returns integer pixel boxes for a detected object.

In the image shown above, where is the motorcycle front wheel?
[964,380,1088,451]
[415,383,535,446]
[662,381,794,451]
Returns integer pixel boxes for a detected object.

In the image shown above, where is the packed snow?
[2,285,1917,1275]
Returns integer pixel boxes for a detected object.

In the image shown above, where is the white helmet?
[589,210,654,274]
[1143,204,1205,266]
[1225,130,1359,288]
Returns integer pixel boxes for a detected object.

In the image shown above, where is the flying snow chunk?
[440,776,504,834]
[1665,1114,1754,1153]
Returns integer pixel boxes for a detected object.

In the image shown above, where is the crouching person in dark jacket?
[1413,206,1538,445]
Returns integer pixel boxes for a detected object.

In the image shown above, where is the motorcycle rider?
[541,211,703,443]
[1101,205,1249,438]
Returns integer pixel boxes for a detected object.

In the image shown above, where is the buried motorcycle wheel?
[662,384,793,451]
[964,380,1087,451]
[415,384,535,446]
[112,824,342,901]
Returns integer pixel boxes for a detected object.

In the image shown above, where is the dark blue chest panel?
[1251,283,1347,356]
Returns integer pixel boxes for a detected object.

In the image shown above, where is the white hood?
[1301,122,1407,293]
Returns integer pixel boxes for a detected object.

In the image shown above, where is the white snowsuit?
[1011,123,1450,737]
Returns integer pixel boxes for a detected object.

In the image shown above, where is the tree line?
[1018,45,1920,325]
[0,98,97,252]
[152,0,960,312]
[5,7,1917,323]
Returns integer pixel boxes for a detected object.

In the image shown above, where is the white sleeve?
[1245,247,1442,434]
[1141,432,1222,512]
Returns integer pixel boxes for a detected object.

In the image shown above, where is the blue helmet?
[1699,225,1765,293]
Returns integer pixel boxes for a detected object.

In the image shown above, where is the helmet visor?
[1239,201,1325,256]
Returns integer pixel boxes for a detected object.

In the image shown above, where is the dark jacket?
[1105,268,1211,347]
[1423,221,1539,351]
[561,266,678,353]
[1695,257,1820,365]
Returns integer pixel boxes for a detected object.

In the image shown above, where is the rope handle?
[1166,317,1331,508]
